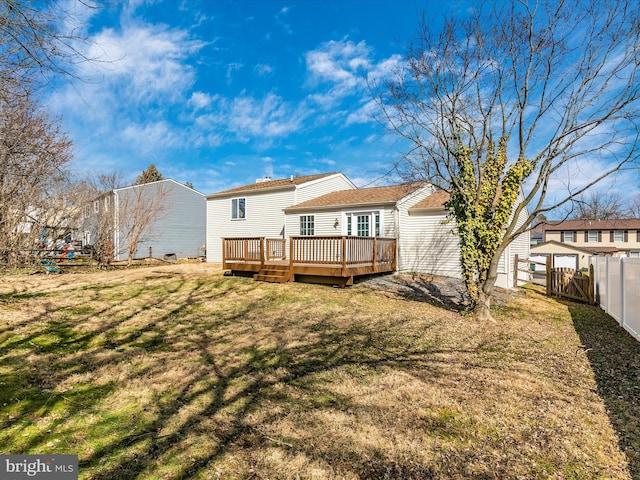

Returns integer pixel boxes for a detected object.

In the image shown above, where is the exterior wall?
[545,229,640,252]
[295,174,355,204]
[207,174,358,263]
[207,189,295,263]
[495,196,531,288]
[403,191,530,289]
[401,210,462,278]
[114,180,205,260]
[284,205,397,237]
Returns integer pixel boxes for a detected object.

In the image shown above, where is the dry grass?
[0,264,638,479]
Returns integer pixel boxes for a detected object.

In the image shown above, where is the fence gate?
[546,265,594,304]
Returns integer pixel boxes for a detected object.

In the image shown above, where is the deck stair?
[253,264,292,283]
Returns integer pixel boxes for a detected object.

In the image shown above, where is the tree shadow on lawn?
[1,273,455,479]
[355,273,469,313]
[569,301,640,478]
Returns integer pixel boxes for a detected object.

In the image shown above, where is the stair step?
[254,273,290,283]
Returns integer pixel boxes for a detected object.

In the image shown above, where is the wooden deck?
[222,236,397,286]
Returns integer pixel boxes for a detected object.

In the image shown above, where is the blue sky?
[49,0,465,194]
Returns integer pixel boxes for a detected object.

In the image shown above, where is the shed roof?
[284,183,426,211]
[206,172,341,199]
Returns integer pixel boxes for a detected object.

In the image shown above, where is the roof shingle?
[409,189,450,211]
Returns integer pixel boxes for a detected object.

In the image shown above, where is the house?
[206,172,356,263]
[84,179,206,261]
[531,219,640,270]
[208,172,530,288]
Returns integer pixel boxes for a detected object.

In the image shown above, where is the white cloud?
[87,23,204,104]
[221,93,307,140]
[189,91,217,110]
[305,39,371,88]
[346,99,379,125]
[304,39,402,114]
[254,64,274,76]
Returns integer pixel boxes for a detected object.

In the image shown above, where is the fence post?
[621,257,625,329]
[605,256,611,317]
[546,257,551,296]
[588,263,595,305]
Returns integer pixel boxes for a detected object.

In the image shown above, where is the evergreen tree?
[136,164,163,185]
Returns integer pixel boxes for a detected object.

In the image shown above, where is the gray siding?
[114,180,205,260]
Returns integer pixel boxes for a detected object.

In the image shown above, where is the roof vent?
[255,176,272,184]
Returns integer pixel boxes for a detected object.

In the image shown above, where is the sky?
[48,0,462,195]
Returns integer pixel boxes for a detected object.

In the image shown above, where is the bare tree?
[378,0,640,320]
[0,0,95,98]
[569,191,627,220]
[0,91,73,267]
[628,194,640,219]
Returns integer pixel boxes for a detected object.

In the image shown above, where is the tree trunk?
[473,290,495,322]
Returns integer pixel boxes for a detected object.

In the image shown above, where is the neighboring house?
[206,172,357,263]
[209,172,530,289]
[531,219,640,270]
[84,179,206,261]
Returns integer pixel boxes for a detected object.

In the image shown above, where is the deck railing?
[290,236,396,267]
[266,238,286,260]
[222,237,263,268]
[223,236,397,273]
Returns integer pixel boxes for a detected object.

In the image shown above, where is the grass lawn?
[1,264,638,479]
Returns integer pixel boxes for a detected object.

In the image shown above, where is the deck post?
[222,238,227,269]
[372,237,377,272]
[341,236,347,277]
[289,237,294,282]
[259,237,265,269]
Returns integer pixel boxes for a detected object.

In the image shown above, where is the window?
[300,215,315,235]
[93,201,99,213]
[562,231,575,243]
[587,230,599,243]
[231,198,246,219]
[357,215,370,236]
[613,230,624,242]
[630,251,640,258]
[345,211,382,237]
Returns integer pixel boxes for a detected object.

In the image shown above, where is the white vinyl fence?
[590,256,640,342]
